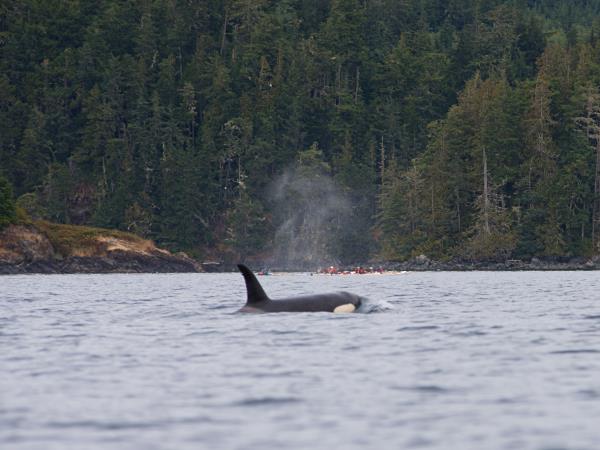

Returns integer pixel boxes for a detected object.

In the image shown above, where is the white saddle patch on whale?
[334,303,356,313]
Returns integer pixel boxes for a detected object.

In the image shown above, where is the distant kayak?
[257,270,272,276]
[313,269,409,276]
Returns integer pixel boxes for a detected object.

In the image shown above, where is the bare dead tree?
[575,85,600,250]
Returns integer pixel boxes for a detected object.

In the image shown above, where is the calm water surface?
[1,271,600,450]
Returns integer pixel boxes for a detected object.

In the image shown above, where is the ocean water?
[1,271,600,450]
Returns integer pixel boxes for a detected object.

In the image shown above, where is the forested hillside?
[2,0,600,264]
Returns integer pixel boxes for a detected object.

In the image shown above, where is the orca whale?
[237,264,363,313]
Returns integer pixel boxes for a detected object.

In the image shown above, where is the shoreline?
[0,223,200,275]
[215,256,600,274]
[2,260,599,275]
[2,222,599,274]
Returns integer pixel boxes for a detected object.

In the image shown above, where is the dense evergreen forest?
[2,0,600,264]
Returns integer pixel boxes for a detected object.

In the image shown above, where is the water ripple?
[397,326,439,332]
[2,271,600,450]
[549,349,600,354]
[232,397,302,407]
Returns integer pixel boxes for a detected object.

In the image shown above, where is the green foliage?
[2,0,600,261]
[0,175,17,229]
[461,193,518,261]
[297,142,331,176]
[224,190,270,258]
[35,220,149,258]
[16,193,46,221]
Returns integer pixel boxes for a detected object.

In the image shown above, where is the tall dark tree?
[0,175,16,229]
[2,0,600,262]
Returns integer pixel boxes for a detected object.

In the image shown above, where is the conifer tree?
[3,0,600,261]
[0,175,17,230]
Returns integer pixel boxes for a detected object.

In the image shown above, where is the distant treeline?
[2,0,600,262]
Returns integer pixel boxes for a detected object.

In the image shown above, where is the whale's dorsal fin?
[238,264,270,304]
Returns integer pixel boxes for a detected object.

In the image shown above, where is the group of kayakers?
[255,266,389,275]
[317,266,385,275]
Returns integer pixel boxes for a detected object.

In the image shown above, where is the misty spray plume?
[268,144,351,269]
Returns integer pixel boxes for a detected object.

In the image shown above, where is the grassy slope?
[33,220,152,258]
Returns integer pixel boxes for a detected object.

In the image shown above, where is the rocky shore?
[0,222,201,274]
[380,254,600,271]
[240,253,600,273]
[2,222,598,275]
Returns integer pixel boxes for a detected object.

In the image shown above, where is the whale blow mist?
[268,167,351,270]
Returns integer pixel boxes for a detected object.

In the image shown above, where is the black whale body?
[237,264,363,313]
